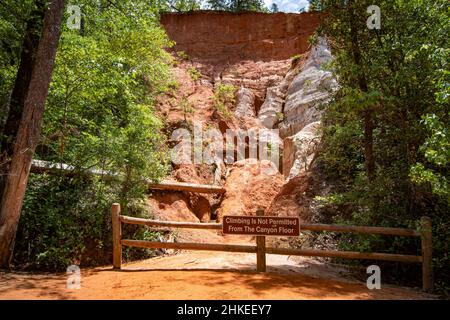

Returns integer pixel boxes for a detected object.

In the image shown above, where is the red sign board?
[222,215,300,236]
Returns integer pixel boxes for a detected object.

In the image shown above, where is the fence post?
[256,208,266,272]
[420,216,433,292]
[112,203,122,270]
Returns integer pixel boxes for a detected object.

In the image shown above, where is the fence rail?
[111,203,433,292]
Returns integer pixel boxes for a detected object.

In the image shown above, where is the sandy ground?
[0,249,433,300]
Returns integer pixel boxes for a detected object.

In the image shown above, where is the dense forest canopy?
[313,0,449,293]
[0,0,173,269]
[206,0,266,12]
[163,0,201,12]
[159,0,287,13]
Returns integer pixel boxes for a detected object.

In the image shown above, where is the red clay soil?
[160,11,323,63]
[217,159,285,221]
[0,246,433,300]
[266,172,316,219]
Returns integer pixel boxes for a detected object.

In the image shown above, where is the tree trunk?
[0,0,65,267]
[363,110,375,180]
[0,0,47,151]
[349,4,375,181]
[0,0,47,200]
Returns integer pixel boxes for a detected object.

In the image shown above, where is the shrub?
[15,174,163,270]
[187,66,202,81]
[213,83,236,118]
[176,50,190,61]
[10,0,172,271]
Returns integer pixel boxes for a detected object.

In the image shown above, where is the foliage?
[270,3,279,13]
[187,66,202,81]
[0,0,37,129]
[176,50,190,61]
[206,0,267,12]
[308,0,323,12]
[41,0,172,199]
[411,43,450,202]
[315,0,450,295]
[411,113,449,201]
[15,173,164,270]
[162,0,201,12]
[275,111,284,121]
[2,0,175,270]
[213,83,236,118]
[180,94,194,123]
[291,53,306,67]
[290,53,302,61]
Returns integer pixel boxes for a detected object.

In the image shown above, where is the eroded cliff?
[150,11,333,225]
[160,11,323,63]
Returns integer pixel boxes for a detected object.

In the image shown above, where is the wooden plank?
[256,209,266,272]
[121,239,257,253]
[147,181,225,194]
[119,216,420,236]
[421,216,433,292]
[301,223,420,237]
[119,216,222,230]
[112,203,122,269]
[266,247,422,263]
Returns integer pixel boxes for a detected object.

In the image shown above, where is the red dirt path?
[0,249,433,300]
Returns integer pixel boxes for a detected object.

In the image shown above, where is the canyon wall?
[154,11,335,221]
[159,11,332,181]
[160,11,323,63]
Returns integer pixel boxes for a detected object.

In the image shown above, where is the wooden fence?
[111,203,433,292]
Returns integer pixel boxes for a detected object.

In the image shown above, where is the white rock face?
[257,86,284,128]
[283,121,321,179]
[235,87,256,118]
[254,38,336,179]
[258,66,299,129]
[279,38,338,138]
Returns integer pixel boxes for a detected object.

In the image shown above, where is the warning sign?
[222,215,300,236]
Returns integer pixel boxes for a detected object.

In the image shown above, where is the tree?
[308,0,322,12]
[347,1,375,181]
[411,113,450,202]
[320,0,375,180]
[6,0,172,270]
[270,3,279,13]
[165,0,201,12]
[0,0,65,267]
[206,0,228,10]
[1,0,46,165]
[206,0,266,12]
[317,0,449,293]
[0,1,29,113]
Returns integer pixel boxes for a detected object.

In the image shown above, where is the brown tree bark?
[0,0,65,267]
[1,0,47,151]
[348,3,375,181]
[0,0,46,200]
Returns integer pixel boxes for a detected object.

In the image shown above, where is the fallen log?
[147,181,225,194]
